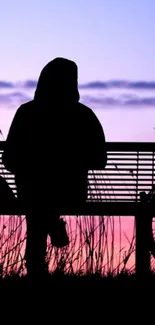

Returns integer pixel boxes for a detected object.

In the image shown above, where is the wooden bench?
[0,141,155,275]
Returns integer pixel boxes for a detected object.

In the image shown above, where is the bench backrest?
[0,141,155,215]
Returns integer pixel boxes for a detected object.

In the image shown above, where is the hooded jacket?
[2,58,107,213]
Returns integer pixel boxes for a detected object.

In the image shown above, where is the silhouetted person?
[2,57,107,275]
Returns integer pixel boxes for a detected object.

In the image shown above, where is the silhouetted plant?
[0,172,136,277]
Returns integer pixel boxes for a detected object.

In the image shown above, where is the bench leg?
[135,211,151,277]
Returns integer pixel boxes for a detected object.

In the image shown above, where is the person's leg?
[47,209,69,248]
[25,214,48,276]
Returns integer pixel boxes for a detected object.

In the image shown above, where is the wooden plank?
[0,141,155,151]
[0,201,153,216]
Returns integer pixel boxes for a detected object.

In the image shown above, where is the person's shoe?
[49,219,69,248]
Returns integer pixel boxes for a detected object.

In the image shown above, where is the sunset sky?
[0,0,155,139]
[1,0,155,273]
[0,0,155,82]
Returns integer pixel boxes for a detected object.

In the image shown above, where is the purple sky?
[0,0,155,82]
[0,1,154,264]
[0,0,155,140]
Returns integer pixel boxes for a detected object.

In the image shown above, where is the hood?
[34,57,80,104]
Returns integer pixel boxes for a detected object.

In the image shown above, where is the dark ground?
[1,272,155,290]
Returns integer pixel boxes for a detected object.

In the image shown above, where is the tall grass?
[0,214,136,277]
[0,170,137,277]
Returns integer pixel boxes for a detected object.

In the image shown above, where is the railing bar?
[88,198,140,203]
[1,165,153,169]
[0,174,15,177]
[88,177,154,180]
[89,190,139,192]
[104,168,154,171]
[88,173,154,175]
[107,157,154,160]
[88,182,153,185]
[106,163,155,166]
[107,153,154,156]
[2,172,154,175]
[0,141,155,150]
[89,194,140,197]
[88,188,152,190]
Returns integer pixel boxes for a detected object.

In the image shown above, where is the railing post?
[136,197,151,277]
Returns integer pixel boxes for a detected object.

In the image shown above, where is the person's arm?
[88,112,107,170]
[2,106,23,174]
